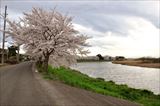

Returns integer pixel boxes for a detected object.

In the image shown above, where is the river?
[71,62,160,94]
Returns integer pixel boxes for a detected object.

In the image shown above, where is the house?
[115,56,125,61]
[103,55,113,61]
[0,48,8,60]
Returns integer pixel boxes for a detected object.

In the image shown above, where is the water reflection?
[71,62,160,94]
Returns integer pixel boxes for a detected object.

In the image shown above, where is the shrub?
[5,56,18,64]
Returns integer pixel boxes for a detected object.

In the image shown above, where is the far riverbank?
[112,60,160,69]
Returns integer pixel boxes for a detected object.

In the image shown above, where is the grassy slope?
[42,65,160,106]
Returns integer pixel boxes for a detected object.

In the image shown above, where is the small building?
[103,55,112,61]
[0,48,8,60]
[115,56,125,61]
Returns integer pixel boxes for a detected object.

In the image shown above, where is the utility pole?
[1,5,7,64]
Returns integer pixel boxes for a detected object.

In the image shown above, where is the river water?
[71,62,160,94]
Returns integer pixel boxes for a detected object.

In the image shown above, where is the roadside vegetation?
[0,63,8,67]
[37,65,160,106]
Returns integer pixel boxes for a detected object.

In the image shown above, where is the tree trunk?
[43,55,49,73]
[17,46,20,63]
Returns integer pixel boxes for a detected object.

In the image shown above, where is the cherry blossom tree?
[2,7,89,72]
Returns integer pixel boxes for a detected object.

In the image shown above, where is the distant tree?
[8,45,17,57]
[96,54,104,61]
[2,7,89,72]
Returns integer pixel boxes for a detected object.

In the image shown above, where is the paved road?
[0,62,140,106]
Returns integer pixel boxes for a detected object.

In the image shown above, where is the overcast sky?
[0,0,159,58]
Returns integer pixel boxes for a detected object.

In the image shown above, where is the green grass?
[42,65,160,106]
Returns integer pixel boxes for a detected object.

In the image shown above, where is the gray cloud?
[0,1,159,36]
[1,1,159,27]
[0,0,159,57]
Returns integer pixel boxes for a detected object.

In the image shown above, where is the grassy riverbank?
[41,65,160,106]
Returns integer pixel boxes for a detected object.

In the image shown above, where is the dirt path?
[0,62,140,106]
[0,62,53,105]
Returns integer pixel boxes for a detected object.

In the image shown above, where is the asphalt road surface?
[0,62,140,106]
